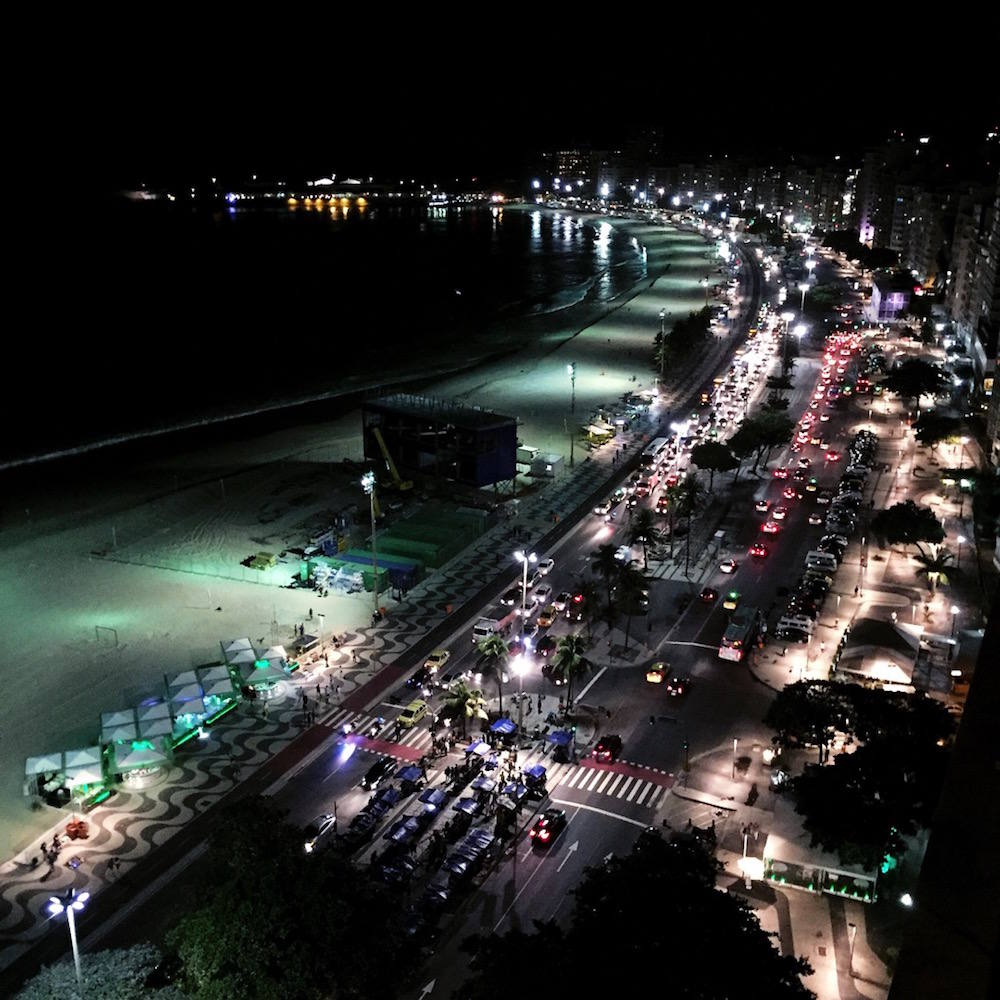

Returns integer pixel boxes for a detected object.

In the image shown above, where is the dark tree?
[691,440,738,491]
[871,499,945,556]
[457,832,814,999]
[882,358,948,413]
[167,798,416,1000]
[914,411,964,447]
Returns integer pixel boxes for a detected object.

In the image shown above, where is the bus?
[719,607,760,662]
[640,437,670,471]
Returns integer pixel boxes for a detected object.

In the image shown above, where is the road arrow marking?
[418,980,435,998]
[557,840,579,872]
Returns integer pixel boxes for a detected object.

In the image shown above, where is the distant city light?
[671,195,680,206]
[532,179,541,189]
[600,183,610,197]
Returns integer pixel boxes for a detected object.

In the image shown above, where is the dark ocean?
[6,199,648,467]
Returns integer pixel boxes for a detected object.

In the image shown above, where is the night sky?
[34,21,998,192]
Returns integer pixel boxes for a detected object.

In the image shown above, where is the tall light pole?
[514,550,537,628]
[567,362,576,414]
[659,309,667,380]
[956,535,966,570]
[950,604,959,638]
[805,258,816,280]
[731,737,738,780]
[361,472,379,619]
[48,889,90,997]
[701,277,710,306]
[799,281,810,313]
[780,310,795,373]
[514,653,529,740]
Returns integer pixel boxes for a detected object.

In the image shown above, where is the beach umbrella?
[489,718,517,735]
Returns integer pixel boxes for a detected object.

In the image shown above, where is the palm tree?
[441,680,487,737]
[570,577,601,642]
[476,633,510,714]
[671,473,708,577]
[615,563,648,651]
[591,543,620,611]
[551,634,591,710]
[913,547,955,595]
[629,508,662,570]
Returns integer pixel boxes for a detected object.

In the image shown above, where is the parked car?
[303,813,337,853]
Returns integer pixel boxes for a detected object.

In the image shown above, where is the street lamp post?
[701,277,710,306]
[361,472,379,620]
[956,535,966,570]
[514,654,528,740]
[731,737,738,780]
[514,550,537,629]
[799,281,810,313]
[567,362,576,414]
[780,310,795,373]
[659,310,667,379]
[48,889,90,997]
[847,921,857,978]
[950,604,959,638]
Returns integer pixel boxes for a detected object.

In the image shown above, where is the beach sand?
[0,210,719,855]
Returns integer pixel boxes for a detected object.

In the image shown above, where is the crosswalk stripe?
[646,787,664,808]
[596,772,615,793]
[585,771,604,792]
[606,774,623,795]
[627,781,645,802]
[616,777,633,799]
[567,768,586,788]
[636,783,651,805]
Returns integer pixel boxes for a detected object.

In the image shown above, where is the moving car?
[533,583,553,603]
[699,587,718,603]
[754,499,772,513]
[719,558,738,574]
[397,699,428,729]
[646,662,667,684]
[665,675,690,697]
[761,521,780,535]
[500,587,520,606]
[748,542,768,559]
[593,734,623,762]
[529,808,567,849]
[722,590,741,611]
[808,512,823,525]
[594,500,613,516]
[424,649,450,673]
[536,635,557,657]
[773,505,789,520]
[537,558,555,575]
[537,604,557,627]
[361,757,396,790]
[303,813,337,854]
[553,592,571,611]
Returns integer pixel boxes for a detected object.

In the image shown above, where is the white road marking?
[627,781,644,802]
[597,772,615,793]
[586,771,604,792]
[616,777,633,798]
[606,774,624,795]
[549,798,648,828]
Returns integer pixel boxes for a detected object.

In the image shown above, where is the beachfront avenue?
[5,216,916,999]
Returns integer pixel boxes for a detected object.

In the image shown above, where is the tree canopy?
[914,411,964,447]
[457,831,814,999]
[765,681,953,868]
[870,500,945,555]
[16,943,185,1000]
[882,358,948,409]
[167,798,417,1000]
[691,440,738,491]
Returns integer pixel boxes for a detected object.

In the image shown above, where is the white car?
[537,558,555,576]
[533,582,553,603]
[553,591,571,612]
[517,596,540,617]
[303,813,337,854]
[719,558,738,574]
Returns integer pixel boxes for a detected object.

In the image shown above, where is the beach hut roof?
[167,669,200,687]
[137,701,171,722]
[137,716,174,739]
[222,638,254,653]
[25,753,63,776]
[63,747,101,768]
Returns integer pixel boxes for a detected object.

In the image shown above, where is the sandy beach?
[0,209,718,855]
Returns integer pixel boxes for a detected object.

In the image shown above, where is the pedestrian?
[51,834,62,853]
[352,649,358,663]
[537,694,542,713]
[316,683,322,700]
[39,840,47,857]
[854,585,859,596]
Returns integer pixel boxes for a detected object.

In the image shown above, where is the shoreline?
[0,208,674,536]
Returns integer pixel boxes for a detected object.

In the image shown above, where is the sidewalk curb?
[667,784,738,812]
